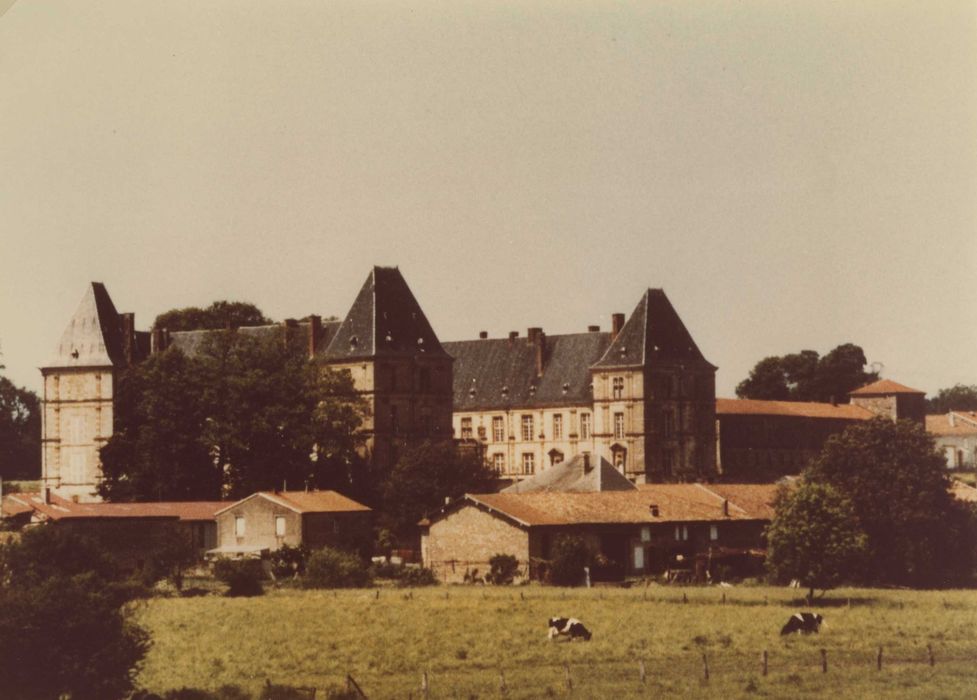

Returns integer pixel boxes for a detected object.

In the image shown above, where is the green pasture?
[136,585,977,699]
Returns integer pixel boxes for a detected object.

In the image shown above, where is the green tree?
[379,440,497,536]
[806,418,975,587]
[927,384,977,413]
[736,343,878,403]
[765,482,867,604]
[100,331,366,501]
[153,301,271,331]
[0,368,40,480]
[548,534,593,587]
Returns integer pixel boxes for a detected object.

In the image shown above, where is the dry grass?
[135,584,977,698]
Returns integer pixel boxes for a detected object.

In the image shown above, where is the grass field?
[136,584,977,699]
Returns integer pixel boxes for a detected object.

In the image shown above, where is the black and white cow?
[780,612,824,635]
[548,617,592,641]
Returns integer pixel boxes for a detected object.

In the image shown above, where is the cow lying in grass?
[780,612,824,635]
[548,617,592,641]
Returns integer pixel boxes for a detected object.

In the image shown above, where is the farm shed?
[421,483,777,583]
[211,490,372,557]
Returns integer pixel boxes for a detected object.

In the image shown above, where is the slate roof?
[444,331,611,410]
[215,490,371,516]
[324,267,449,362]
[849,379,925,396]
[716,398,875,421]
[926,412,977,436]
[450,483,774,528]
[501,453,637,494]
[44,283,126,369]
[168,320,342,359]
[592,289,713,370]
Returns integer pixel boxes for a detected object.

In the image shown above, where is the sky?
[1,1,975,399]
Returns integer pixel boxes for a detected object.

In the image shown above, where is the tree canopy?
[153,300,271,331]
[736,343,878,403]
[765,482,867,603]
[0,373,40,480]
[379,440,497,536]
[99,330,366,501]
[805,418,976,587]
[927,384,977,414]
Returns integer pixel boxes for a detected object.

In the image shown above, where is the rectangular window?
[614,412,625,439]
[709,525,719,541]
[492,453,505,473]
[552,414,563,440]
[492,416,505,442]
[522,452,535,475]
[521,415,534,441]
[613,449,626,469]
[461,417,473,440]
[640,526,651,542]
[612,377,624,399]
[674,525,688,541]
[477,425,486,440]
[235,516,245,537]
[69,452,85,483]
[633,545,644,570]
[68,415,83,444]
[275,516,286,537]
[580,413,591,440]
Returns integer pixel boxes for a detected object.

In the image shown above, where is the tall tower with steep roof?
[40,283,146,501]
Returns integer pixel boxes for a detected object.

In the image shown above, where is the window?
[580,413,591,440]
[709,525,719,541]
[640,526,651,542]
[492,453,505,473]
[492,416,505,442]
[613,448,627,470]
[235,516,245,537]
[521,452,535,475]
[663,412,674,438]
[550,451,564,466]
[275,516,286,537]
[521,415,534,441]
[614,412,625,439]
[461,417,473,440]
[612,377,624,399]
[552,414,563,440]
[69,452,84,483]
[477,425,486,440]
[68,415,83,444]
[633,545,644,570]
[674,525,688,541]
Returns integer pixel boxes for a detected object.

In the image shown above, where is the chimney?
[308,315,322,359]
[479,331,488,339]
[611,313,625,340]
[587,325,600,333]
[582,452,592,472]
[508,331,518,346]
[43,487,51,505]
[150,327,169,354]
[649,504,660,517]
[722,499,729,517]
[120,313,136,366]
[528,328,546,376]
[283,318,298,348]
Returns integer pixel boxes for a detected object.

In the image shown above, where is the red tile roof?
[926,412,977,436]
[23,495,226,522]
[457,483,778,527]
[849,379,925,396]
[716,398,874,420]
[216,490,371,516]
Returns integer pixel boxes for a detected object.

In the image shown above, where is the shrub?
[268,545,309,579]
[396,566,438,587]
[303,547,372,589]
[548,535,592,587]
[213,559,265,597]
[486,554,520,585]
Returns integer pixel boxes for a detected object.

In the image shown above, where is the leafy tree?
[153,301,271,331]
[805,418,975,587]
[927,384,977,413]
[0,370,40,480]
[303,547,372,588]
[736,344,878,403]
[765,482,867,604]
[379,440,497,536]
[548,534,592,587]
[100,330,366,501]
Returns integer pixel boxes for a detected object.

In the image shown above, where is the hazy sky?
[2,1,975,398]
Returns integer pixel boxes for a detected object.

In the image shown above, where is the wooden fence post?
[564,662,573,692]
[927,644,935,666]
[499,670,507,695]
[345,674,367,698]
[702,653,709,681]
[639,659,646,684]
[682,592,688,604]
[762,650,768,677]
[375,589,379,600]
[421,671,429,699]
[721,592,726,605]
[820,649,828,674]
[876,646,883,671]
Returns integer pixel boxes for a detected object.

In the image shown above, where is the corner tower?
[324,267,453,472]
[40,283,146,501]
[590,289,717,483]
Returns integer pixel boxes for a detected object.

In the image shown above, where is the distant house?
[211,490,372,557]
[420,481,777,584]
[926,411,977,469]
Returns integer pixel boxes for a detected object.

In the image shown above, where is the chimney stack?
[611,313,625,340]
[582,452,592,472]
[722,499,729,517]
[283,318,298,348]
[508,331,518,346]
[479,331,488,339]
[120,313,136,366]
[308,315,322,359]
[150,327,169,354]
[527,328,546,376]
[587,325,600,333]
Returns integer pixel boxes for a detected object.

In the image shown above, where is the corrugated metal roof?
[716,398,875,420]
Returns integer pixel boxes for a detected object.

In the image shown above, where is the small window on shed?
[235,516,245,537]
[709,525,719,541]
[640,526,651,542]
[275,516,286,537]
